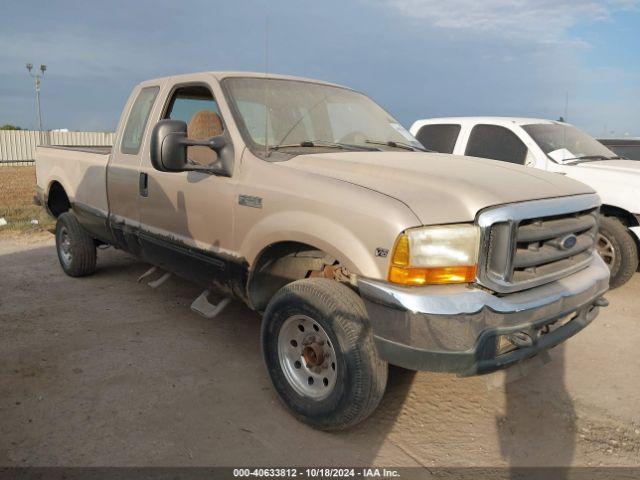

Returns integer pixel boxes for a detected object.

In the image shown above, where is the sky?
[0,0,638,137]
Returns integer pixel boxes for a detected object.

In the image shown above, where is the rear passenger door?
[464,124,529,165]
[107,84,161,251]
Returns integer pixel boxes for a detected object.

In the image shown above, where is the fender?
[240,210,383,279]
[629,227,640,242]
[46,162,76,202]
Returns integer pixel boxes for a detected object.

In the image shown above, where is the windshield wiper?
[364,139,430,152]
[563,155,622,165]
[267,140,379,156]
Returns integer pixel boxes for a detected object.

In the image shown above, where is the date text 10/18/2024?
[233,468,401,478]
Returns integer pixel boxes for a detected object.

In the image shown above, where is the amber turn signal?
[388,265,477,286]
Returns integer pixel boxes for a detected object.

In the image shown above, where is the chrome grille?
[477,194,600,293]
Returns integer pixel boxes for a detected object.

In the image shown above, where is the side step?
[137,266,172,288]
[191,289,231,319]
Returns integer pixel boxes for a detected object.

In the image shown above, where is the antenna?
[562,91,568,153]
[264,14,270,158]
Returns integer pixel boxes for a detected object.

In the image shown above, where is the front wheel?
[261,278,388,430]
[55,212,97,277]
[597,216,638,288]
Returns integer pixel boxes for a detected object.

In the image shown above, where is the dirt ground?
[1,234,639,468]
[0,167,54,233]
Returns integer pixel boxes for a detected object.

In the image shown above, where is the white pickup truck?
[35,74,609,429]
[411,117,640,288]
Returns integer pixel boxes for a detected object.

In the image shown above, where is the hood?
[573,159,640,174]
[560,159,640,214]
[278,152,594,224]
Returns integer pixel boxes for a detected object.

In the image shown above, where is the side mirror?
[150,119,188,172]
[150,119,227,173]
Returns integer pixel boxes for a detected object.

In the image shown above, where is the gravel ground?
[1,235,639,467]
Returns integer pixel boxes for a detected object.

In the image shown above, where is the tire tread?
[600,216,637,288]
[263,278,387,430]
[56,212,97,277]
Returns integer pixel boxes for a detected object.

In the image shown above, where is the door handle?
[139,172,148,197]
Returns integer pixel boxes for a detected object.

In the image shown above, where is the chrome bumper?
[358,254,610,375]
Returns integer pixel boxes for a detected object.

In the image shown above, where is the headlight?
[388,224,480,286]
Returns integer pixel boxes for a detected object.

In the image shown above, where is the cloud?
[385,0,638,43]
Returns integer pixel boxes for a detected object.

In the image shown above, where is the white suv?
[410,117,640,288]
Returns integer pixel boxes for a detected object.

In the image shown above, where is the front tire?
[55,212,97,277]
[262,278,388,430]
[597,216,638,288]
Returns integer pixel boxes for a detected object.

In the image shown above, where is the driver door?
[138,79,236,288]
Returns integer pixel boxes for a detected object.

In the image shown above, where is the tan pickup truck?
[36,72,610,430]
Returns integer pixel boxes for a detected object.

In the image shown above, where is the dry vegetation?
[0,166,55,235]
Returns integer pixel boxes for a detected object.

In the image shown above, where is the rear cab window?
[414,124,461,153]
[465,124,528,165]
[121,86,160,155]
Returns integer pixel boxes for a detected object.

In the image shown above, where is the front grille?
[512,210,597,282]
[477,194,600,293]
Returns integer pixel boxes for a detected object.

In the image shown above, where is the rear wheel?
[262,278,388,430]
[55,212,97,277]
[597,216,638,288]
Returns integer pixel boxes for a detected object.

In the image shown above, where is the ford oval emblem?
[559,234,578,250]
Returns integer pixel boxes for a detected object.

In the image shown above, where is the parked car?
[598,138,640,160]
[411,117,640,288]
[36,74,609,429]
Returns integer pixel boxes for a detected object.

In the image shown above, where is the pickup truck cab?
[599,138,640,161]
[411,117,640,288]
[36,74,609,429]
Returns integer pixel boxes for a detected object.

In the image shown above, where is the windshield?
[223,77,423,158]
[522,123,618,163]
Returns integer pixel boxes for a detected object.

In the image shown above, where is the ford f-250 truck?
[410,117,640,288]
[36,72,609,430]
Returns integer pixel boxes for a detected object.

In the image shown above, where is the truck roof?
[137,71,346,89]
[413,116,567,128]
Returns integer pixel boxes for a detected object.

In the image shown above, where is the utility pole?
[26,63,46,143]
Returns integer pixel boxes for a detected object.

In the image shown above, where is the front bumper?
[358,254,610,376]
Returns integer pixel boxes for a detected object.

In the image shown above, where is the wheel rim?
[59,226,73,267]
[277,314,338,400]
[596,233,615,268]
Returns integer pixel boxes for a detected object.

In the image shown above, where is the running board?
[137,266,172,288]
[137,266,157,283]
[148,272,172,288]
[191,289,231,319]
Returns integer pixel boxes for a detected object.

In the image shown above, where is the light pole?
[26,63,46,142]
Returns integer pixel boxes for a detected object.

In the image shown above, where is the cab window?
[164,85,223,165]
[415,124,461,153]
[465,124,528,165]
[121,86,159,155]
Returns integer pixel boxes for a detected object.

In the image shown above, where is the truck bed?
[43,145,112,155]
[36,145,111,215]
